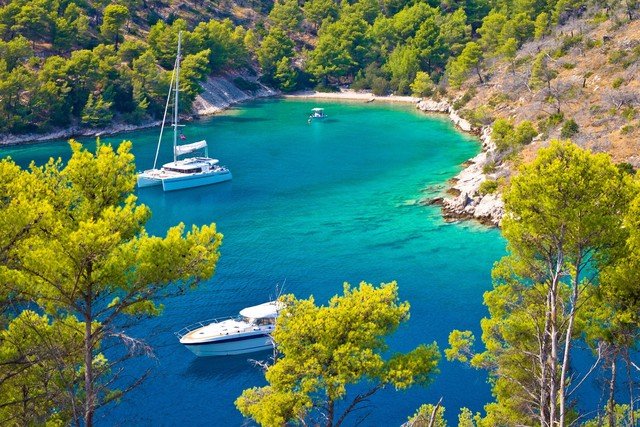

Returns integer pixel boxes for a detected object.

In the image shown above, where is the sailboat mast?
[173,31,182,164]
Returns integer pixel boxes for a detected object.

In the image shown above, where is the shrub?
[612,77,625,89]
[617,162,636,175]
[513,121,538,145]
[560,119,579,138]
[609,49,627,64]
[482,161,497,174]
[452,87,476,110]
[621,125,634,134]
[492,118,514,149]
[488,92,511,107]
[478,179,499,195]
[463,106,494,127]
[314,82,340,92]
[410,72,434,97]
[371,77,391,96]
[622,106,636,121]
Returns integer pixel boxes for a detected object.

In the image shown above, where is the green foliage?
[529,51,557,90]
[462,106,493,127]
[407,403,447,426]
[303,0,339,30]
[81,94,113,127]
[534,12,550,39]
[0,142,223,424]
[269,0,303,33]
[560,118,579,138]
[617,162,636,175]
[384,44,420,94]
[492,119,537,152]
[235,281,440,427]
[307,12,372,84]
[411,71,434,97]
[257,27,295,80]
[612,77,625,89]
[500,38,518,72]
[273,57,299,92]
[100,4,129,51]
[448,41,484,89]
[478,179,499,195]
[452,87,476,110]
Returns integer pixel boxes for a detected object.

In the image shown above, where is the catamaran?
[137,31,231,191]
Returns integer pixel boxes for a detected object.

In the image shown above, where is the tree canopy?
[236,281,440,427]
[0,141,223,425]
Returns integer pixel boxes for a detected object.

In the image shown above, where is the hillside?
[457,10,640,167]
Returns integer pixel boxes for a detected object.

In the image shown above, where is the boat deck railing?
[174,316,234,339]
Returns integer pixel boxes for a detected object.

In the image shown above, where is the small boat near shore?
[308,107,327,123]
[175,301,281,357]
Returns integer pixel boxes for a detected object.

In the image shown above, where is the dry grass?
[455,10,640,168]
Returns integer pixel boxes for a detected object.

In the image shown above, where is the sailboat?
[137,31,232,191]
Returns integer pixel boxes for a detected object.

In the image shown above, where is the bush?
[560,119,579,138]
[621,124,634,134]
[478,179,499,195]
[622,106,636,121]
[482,161,497,174]
[513,121,538,145]
[617,162,636,175]
[492,118,514,150]
[371,77,391,96]
[462,106,494,127]
[452,87,476,110]
[612,77,625,89]
[410,71,434,97]
[314,82,340,92]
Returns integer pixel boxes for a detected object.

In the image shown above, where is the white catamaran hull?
[136,174,162,188]
[161,170,232,191]
[183,333,273,357]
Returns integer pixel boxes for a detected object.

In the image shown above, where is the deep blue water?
[1,99,506,426]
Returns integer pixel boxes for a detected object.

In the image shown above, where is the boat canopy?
[311,108,324,112]
[174,140,208,156]
[239,301,282,319]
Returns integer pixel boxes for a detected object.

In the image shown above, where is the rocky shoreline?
[0,83,504,226]
[417,99,504,226]
[284,90,504,226]
[0,73,276,147]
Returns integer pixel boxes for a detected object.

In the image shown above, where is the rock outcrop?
[417,99,505,226]
[192,73,277,115]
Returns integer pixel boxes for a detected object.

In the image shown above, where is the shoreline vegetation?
[0,83,502,226]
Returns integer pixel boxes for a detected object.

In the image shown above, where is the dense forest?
[1,0,638,137]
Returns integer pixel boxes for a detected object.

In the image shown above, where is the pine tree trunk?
[626,352,635,427]
[607,357,617,427]
[84,277,94,427]
[559,284,579,426]
[326,399,334,427]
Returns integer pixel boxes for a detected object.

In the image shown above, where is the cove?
[0,99,506,425]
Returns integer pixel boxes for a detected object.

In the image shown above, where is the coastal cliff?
[417,99,505,226]
[192,74,277,115]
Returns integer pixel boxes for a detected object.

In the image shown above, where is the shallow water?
[1,99,506,425]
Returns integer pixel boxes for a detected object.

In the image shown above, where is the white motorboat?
[137,31,231,191]
[175,301,281,357]
[308,107,327,120]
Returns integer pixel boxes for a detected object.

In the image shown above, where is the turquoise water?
[0,99,505,425]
